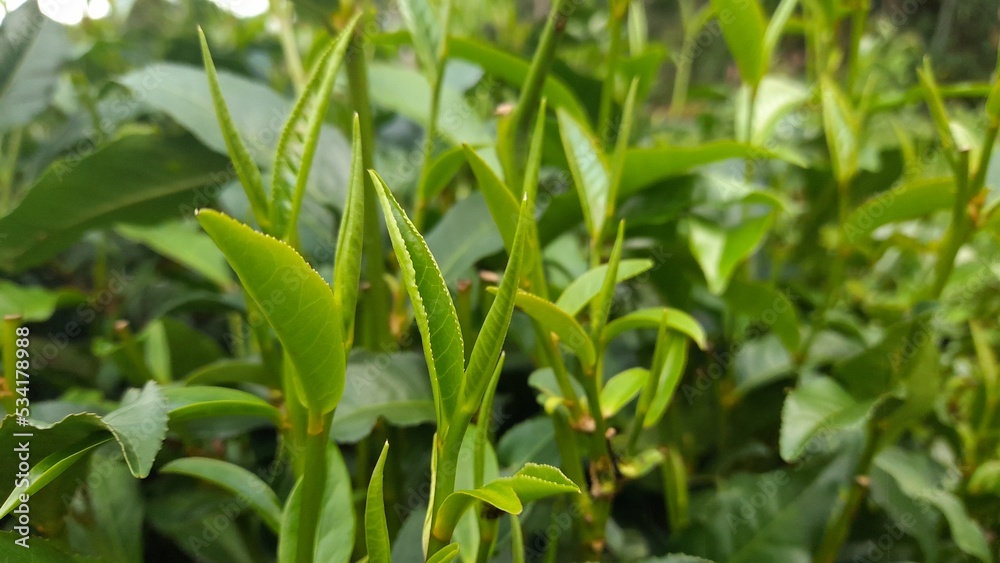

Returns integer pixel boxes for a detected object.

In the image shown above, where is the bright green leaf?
[160,457,282,532]
[365,442,392,563]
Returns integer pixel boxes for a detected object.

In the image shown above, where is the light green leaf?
[117,220,232,288]
[601,368,649,419]
[424,146,469,200]
[779,377,875,462]
[365,442,392,563]
[426,542,461,563]
[761,0,799,70]
[463,145,520,252]
[0,1,71,130]
[686,213,773,294]
[461,196,530,418]
[196,209,345,415]
[0,133,229,272]
[843,177,954,240]
[604,307,707,350]
[0,281,79,322]
[747,75,810,144]
[557,109,610,238]
[164,385,282,425]
[270,14,360,239]
[499,289,595,367]
[333,115,366,340]
[709,0,767,86]
[279,442,355,563]
[968,460,1000,496]
[0,433,110,519]
[555,259,653,316]
[820,76,860,185]
[372,172,465,427]
[644,330,688,428]
[160,457,282,532]
[607,79,640,220]
[198,28,270,228]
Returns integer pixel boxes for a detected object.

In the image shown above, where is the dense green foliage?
[1,0,1000,561]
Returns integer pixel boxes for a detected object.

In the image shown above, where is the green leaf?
[0,1,71,130]
[620,142,779,197]
[779,377,876,462]
[372,171,465,427]
[368,63,490,145]
[557,109,610,238]
[820,76,860,185]
[746,76,810,144]
[424,146,469,201]
[709,0,767,86]
[499,289,595,367]
[183,359,273,387]
[604,307,707,350]
[875,447,991,562]
[160,457,282,532]
[333,115,366,340]
[270,14,360,239]
[644,329,688,428]
[761,0,799,70]
[397,0,445,76]
[843,177,954,241]
[0,531,101,561]
[0,281,79,322]
[426,542,461,563]
[0,433,110,519]
[426,193,505,285]
[607,79,640,220]
[196,209,345,415]
[365,442,392,563]
[600,367,649,418]
[590,221,626,340]
[432,463,577,545]
[724,279,800,351]
[198,28,270,228]
[117,220,232,288]
[448,37,587,121]
[463,145,520,252]
[164,385,282,425]
[686,213,773,294]
[0,133,230,272]
[968,460,1000,496]
[555,259,653,316]
[278,442,355,563]
[461,196,530,418]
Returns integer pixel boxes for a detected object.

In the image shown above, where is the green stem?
[413,68,446,230]
[427,429,465,556]
[597,1,627,140]
[669,0,696,117]
[1,315,20,414]
[505,0,570,187]
[272,0,306,92]
[813,424,880,563]
[846,0,868,95]
[295,410,332,563]
[1,129,22,214]
[930,150,973,299]
[345,17,392,351]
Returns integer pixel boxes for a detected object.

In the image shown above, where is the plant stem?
[295,410,331,563]
[427,429,464,556]
[412,67,445,230]
[1,315,20,414]
[345,15,392,351]
[813,423,880,563]
[505,0,570,187]
[669,0,696,117]
[846,0,868,95]
[272,0,306,92]
[597,1,627,140]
